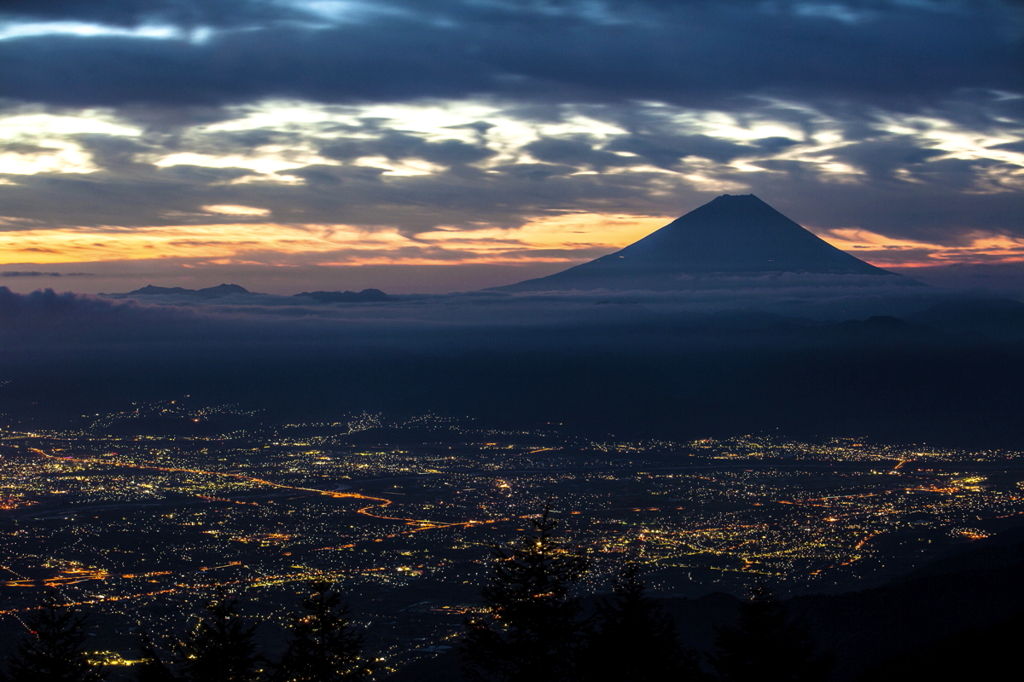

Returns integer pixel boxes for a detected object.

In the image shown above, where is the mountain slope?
[493,194,913,292]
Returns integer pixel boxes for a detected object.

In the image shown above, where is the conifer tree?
[174,587,262,682]
[712,587,830,682]
[133,632,174,682]
[4,589,105,682]
[461,507,589,682]
[581,562,705,680]
[272,581,370,682]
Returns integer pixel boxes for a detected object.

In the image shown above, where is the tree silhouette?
[133,631,174,682]
[461,507,589,682]
[272,581,370,682]
[4,589,104,682]
[712,587,830,682]
[581,562,705,680]
[174,587,262,682]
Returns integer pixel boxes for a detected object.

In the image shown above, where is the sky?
[1,0,1024,295]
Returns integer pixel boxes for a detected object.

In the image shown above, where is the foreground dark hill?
[387,525,1024,682]
[494,194,914,292]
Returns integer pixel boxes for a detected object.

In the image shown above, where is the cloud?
[322,131,496,166]
[0,0,296,29]
[1,270,93,277]
[0,1,1020,108]
[0,2,1022,294]
[0,213,668,274]
[4,96,1022,237]
[0,276,948,341]
[6,279,1024,448]
[2,94,1024,295]
[0,271,1001,384]
[823,139,947,180]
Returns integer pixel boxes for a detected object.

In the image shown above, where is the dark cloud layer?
[0,276,981,348]
[5,104,1024,246]
[1,1,1020,109]
[0,0,287,27]
[6,283,1024,447]
[1,1,1023,295]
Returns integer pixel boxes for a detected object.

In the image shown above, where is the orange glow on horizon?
[2,214,1022,271]
[0,213,671,268]
[815,227,1024,267]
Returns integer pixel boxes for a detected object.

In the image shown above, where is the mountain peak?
[198,283,250,296]
[493,194,912,292]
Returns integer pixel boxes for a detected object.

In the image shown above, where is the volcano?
[493,194,914,292]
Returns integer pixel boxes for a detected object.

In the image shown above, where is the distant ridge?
[294,289,388,303]
[127,283,252,298]
[493,194,915,292]
[105,284,389,302]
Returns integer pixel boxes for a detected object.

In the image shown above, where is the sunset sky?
[2,0,1023,294]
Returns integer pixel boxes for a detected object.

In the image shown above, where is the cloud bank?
[0,1,1022,293]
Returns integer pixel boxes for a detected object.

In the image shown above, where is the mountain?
[293,289,389,303]
[121,283,254,298]
[492,194,915,292]
[107,285,390,302]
